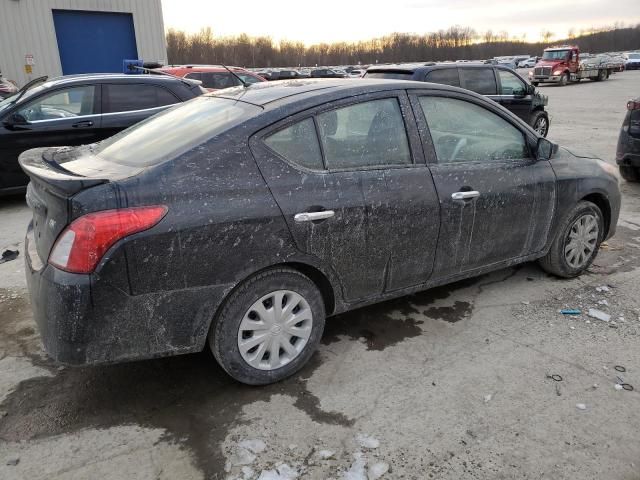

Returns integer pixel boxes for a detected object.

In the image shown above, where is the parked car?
[21,79,620,385]
[348,69,364,78]
[624,52,640,70]
[0,77,18,99]
[616,98,640,182]
[518,57,537,68]
[276,70,299,80]
[310,68,347,78]
[157,65,265,91]
[0,73,204,195]
[364,63,551,136]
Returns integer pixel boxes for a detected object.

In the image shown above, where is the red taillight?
[49,206,167,274]
[628,100,640,111]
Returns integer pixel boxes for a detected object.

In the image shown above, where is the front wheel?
[538,201,604,278]
[209,268,326,385]
[620,166,640,182]
[559,73,569,86]
[530,111,550,137]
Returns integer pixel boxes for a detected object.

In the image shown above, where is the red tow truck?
[529,45,614,86]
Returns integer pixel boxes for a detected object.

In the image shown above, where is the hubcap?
[535,117,548,135]
[238,290,313,370]
[564,214,599,269]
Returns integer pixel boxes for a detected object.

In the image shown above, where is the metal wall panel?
[0,0,166,87]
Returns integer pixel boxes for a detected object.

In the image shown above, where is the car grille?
[534,67,552,76]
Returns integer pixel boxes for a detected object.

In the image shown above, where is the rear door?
[459,67,498,98]
[0,84,101,190]
[251,91,440,301]
[409,90,556,278]
[99,83,182,138]
[495,68,532,121]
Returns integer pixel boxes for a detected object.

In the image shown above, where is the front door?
[410,91,556,279]
[251,92,440,301]
[495,68,532,122]
[0,84,101,190]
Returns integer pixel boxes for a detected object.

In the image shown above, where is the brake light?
[628,100,640,111]
[49,206,167,273]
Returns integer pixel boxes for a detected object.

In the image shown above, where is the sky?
[161,0,640,44]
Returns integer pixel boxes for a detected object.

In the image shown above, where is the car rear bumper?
[25,223,230,366]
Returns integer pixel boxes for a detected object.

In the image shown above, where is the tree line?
[166,24,640,68]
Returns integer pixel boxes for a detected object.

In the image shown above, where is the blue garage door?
[53,10,138,74]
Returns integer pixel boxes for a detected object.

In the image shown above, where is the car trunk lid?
[20,146,142,264]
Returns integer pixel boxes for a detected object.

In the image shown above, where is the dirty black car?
[365,63,551,137]
[616,97,640,182]
[0,73,204,195]
[21,79,620,385]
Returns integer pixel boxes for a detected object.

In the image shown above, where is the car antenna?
[220,64,249,88]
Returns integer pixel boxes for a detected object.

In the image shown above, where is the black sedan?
[21,79,620,385]
[0,73,204,195]
[616,97,640,182]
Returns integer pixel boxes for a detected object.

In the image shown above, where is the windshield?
[93,96,261,167]
[0,83,48,114]
[542,50,570,60]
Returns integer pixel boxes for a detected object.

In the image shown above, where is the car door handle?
[72,120,94,128]
[294,210,335,223]
[451,191,480,200]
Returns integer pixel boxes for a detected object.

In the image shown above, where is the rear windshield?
[364,71,414,80]
[94,96,260,167]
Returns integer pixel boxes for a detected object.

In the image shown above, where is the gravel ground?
[0,70,639,480]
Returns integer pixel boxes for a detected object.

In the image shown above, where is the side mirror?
[536,137,555,161]
[528,84,536,94]
[3,112,27,127]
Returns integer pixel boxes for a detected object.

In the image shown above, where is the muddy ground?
[0,71,639,480]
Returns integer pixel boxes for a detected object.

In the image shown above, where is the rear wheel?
[619,166,640,183]
[209,268,326,385]
[530,111,550,137]
[539,201,604,278]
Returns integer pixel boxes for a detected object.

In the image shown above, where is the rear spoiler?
[19,148,107,197]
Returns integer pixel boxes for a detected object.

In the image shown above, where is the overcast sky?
[161,0,640,44]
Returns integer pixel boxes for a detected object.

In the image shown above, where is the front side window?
[103,84,179,113]
[316,98,411,169]
[17,85,95,121]
[264,118,324,170]
[419,96,529,163]
[498,70,526,96]
[459,68,497,95]
[426,69,460,87]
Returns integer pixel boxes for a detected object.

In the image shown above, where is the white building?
[0,0,167,87]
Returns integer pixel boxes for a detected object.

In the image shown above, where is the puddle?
[424,301,473,323]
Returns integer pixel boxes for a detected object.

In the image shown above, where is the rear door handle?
[72,120,94,128]
[294,210,335,223]
[451,191,480,200]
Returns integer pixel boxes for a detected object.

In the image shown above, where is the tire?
[530,111,550,137]
[538,201,604,278]
[598,69,607,81]
[559,73,569,86]
[209,268,326,385]
[619,166,640,183]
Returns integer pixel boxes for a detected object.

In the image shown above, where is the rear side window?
[103,84,179,113]
[497,70,526,96]
[264,118,324,170]
[364,71,415,80]
[459,68,497,95]
[426,69,460,87]
[198,73,241,89]
[316,98,411,169]
[94,97,260,167]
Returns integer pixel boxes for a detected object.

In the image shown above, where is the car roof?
[209,78,464,107]
[366,63,506,74]
[159,65,249,72]
[44,73,185,87]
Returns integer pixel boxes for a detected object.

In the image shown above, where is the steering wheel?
[450,137,468,161]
